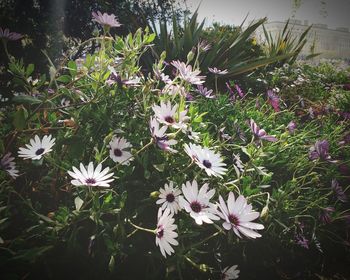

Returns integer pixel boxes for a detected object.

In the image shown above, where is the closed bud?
[186,50,195,63]
[199,264,209,272]
[260,205,269,220]
[47,212,55,219]
[49,66,56,82]
[104,132,114,145]
[160,51,166,61]
[150,191,160,199]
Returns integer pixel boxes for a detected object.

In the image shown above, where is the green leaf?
[13,106,28,130]
[74,197,84,211]
[36,213,55,223]
[32,158,43,166]
[108,255,115,272]
[0,139,4,155]
[153,163,165,172]
[67,61,77,77]
[12,246,54,262]
[12,95,42,105]
[62,136,85,158]
[0,217,8,225]
[56,75,72,83]
[26,64,35,76]
[118,191,127,209]
[145,33,156,44]
[144,169,151,179]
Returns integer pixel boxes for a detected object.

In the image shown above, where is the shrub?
[0,11,349,280]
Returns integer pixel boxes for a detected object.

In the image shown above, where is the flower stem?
[128,219,156,234]
[185,230,223,254]
[179,161,193,174]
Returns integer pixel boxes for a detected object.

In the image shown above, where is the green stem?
[185,230,222,254]
[46,156,68,171]
[179,161,193,174]
[128,219,156,234]
[1,40,11,62]
[184,256,200,270]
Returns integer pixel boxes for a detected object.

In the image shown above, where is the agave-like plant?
[145,9,296,81]
[262,19,320,66]
[148,9,205,62]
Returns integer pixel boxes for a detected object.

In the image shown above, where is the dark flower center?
[202,160,212,168]
[114,148,122,157]
[35,148,45,155]
[85,178,96,185]
[166,193,175,203]
[156,227,164,239]
[228,214,240,226]
[156,135,168,142]
[165,116,175,123]
[190,201,202,213]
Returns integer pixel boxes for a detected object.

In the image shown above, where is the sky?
[184,0,350,30]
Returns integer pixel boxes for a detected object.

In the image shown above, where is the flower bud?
[103,132,114,145]
[260,205,269,220]
[199,264,209,272]
[160,51,166,61]
[186,50,195,63]
[150,191,160,199]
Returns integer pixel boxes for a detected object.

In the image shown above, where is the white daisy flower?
[198,39,211,52]
[92,11,122,28]
[149,117,177,153]
[156,208,179,258]
[184,127,201,142]
[156,182,182,214]
[108,136,133,165]
[160,73,172,84]
[217,192,264,239]
[162,84,186,96]
[123,76,141,87]
[154,69,172,84]
[18,135,55,160]
[184,142,201,161]
[60,97,71,107]
[222,265,240,280]
[208,67,228,75]
[184,143,227,178]
[171,60,205,85]
[196,85,215,99]
[0,153,19,178]
[152,101,188,129]
[68,162,114,187]
[233,153,244,177]
[179,180,219,225]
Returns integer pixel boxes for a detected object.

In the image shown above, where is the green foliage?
[262,19,319,66]
[0,15,350,280]
[146,10,296,83]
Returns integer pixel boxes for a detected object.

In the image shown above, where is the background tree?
[0,0,188,72]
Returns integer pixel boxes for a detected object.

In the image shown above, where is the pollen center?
[156,227,164,239]
[202,160,212,168]
[165,116,175,123]
[228,214,240,226]
[190,201,202,213]
[114,148,122,157]
[85,178,96,185]
[166,193,175,203]
[35,148,45,155]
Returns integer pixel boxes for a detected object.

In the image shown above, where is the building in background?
[255,19,350,60]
